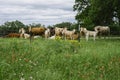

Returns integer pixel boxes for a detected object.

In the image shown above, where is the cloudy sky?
[0,0,76,26]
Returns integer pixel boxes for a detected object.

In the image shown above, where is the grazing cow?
[19,28,30,39]
[19,28,26,38]
[29,27,46,37]
[80,27,98,41]
[62,28,76,40]
[55,27,64,36]
[5,33,20,38]
[19,28,25,34]
[45,28,50,39]
[94,26,110,38]
[23,33,30,39]
[5,28,28,38]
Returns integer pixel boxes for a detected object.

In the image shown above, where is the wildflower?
[19,58,22,61]
[33,63,37,66]
[29,76,33,80]
[20,77,25,80]
[55,36,62,40]
[29,60,32,63]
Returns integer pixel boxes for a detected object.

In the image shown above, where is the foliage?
[0,38,120,80]
[53,22,79,31]
[0,20,46,37]
[28,23,45,27]
[73,0,120,31]
[110,23,120,35]
[0,20,25,36]
[53,22,73,30]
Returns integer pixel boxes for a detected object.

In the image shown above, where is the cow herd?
[4,26,110,41]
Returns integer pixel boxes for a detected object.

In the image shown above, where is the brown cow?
[5,33,21,38]
[29,27,46,37]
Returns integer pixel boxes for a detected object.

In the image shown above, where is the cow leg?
[86,35,89,41]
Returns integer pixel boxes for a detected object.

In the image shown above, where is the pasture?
[0,38,120,80]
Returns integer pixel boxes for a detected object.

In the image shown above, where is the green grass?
[0,38,120,80]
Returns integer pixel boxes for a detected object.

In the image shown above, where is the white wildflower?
[29,76,33,80]
[20,77,25,80]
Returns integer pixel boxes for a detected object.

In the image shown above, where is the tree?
[73,0,120,30]
[0,20,25,36]
[53,22,72,30]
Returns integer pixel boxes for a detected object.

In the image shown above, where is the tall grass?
[0,38,120,80]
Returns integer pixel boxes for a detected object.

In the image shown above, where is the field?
[0,38,120,80]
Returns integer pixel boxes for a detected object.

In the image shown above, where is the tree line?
[0,20,77,37]
[0,20,120,37]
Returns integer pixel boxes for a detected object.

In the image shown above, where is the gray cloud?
[0,0,76,26]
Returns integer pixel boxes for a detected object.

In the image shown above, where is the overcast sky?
[0,0,76,26]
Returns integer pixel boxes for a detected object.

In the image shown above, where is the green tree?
[53,22,73,30]
[0,20,25,36]
[28,23,43,27]
[73,0,120,30]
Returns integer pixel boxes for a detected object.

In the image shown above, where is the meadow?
[0,38,120,80]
